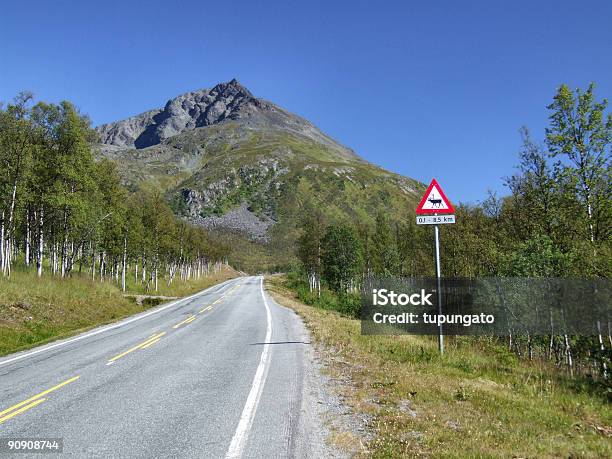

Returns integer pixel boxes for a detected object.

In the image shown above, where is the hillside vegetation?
[95,80,423,270]
[102,125,422,271]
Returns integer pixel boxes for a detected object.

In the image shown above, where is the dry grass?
[266,275,612,458]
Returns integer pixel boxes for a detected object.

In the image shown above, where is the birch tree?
[546,83,611,245]
[0,93,35,276]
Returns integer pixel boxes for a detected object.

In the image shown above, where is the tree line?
[296,83,611,378]
[0,93,229,291]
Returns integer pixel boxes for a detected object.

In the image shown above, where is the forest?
[0,94,229,292]
[295,83,611,380]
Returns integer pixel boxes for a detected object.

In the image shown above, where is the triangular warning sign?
[416,179,455,215]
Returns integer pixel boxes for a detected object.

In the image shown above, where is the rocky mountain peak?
[96,79,358,161]
[210,78,253,98]
[96,79,264,149]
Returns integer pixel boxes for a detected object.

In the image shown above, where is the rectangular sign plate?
[416,215,456,225]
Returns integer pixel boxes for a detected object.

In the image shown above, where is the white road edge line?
[225,276,272,459]
[0,277,240,368]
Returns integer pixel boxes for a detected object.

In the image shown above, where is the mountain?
[97,79,356,160]
[95,79,423,269]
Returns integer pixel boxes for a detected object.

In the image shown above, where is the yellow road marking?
[0,375,80,419]
[0,398,47,425]
[172,315,196,329]
[199,305,213,314]
[141,337,161,349]
[107,332,166,364]
[0,374,80,425]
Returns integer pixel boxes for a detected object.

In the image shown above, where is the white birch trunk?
[0,211,4,272]
[52,243,58,275]
[99,251,105,281]
[563,334,573,377]
[3,180,18,276]
[25,212,30,266]
[597,320,608,379]
[36,210,44,277]
[121,236,127,292]
[91,248,96,281]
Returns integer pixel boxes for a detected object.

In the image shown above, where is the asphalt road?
[0,276,327,458]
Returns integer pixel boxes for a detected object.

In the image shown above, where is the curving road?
[0,276,327,458]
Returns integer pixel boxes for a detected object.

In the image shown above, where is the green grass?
[267,275,612,458]
[0,266,238,356]
[292,280,362,318]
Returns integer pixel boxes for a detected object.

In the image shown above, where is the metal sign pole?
[415,178,454,355]
[434,224,444,354]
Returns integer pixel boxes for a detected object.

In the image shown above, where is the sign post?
[434,224,443,354]
[415,179,455,354]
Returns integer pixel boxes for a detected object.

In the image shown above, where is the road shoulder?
[265,278,371,457]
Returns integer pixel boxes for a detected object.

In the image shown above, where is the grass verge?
[0,266,239,356]
[266,275,612,458]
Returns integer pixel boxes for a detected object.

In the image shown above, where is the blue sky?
[1,0,610,203]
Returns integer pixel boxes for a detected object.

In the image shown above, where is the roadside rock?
[398,399,418,418]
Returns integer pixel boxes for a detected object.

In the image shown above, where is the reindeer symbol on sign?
[427,194,443,208]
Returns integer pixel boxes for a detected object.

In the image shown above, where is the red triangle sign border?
[415,178,455,215]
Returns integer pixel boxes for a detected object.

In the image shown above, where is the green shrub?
[335,293,361,318]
